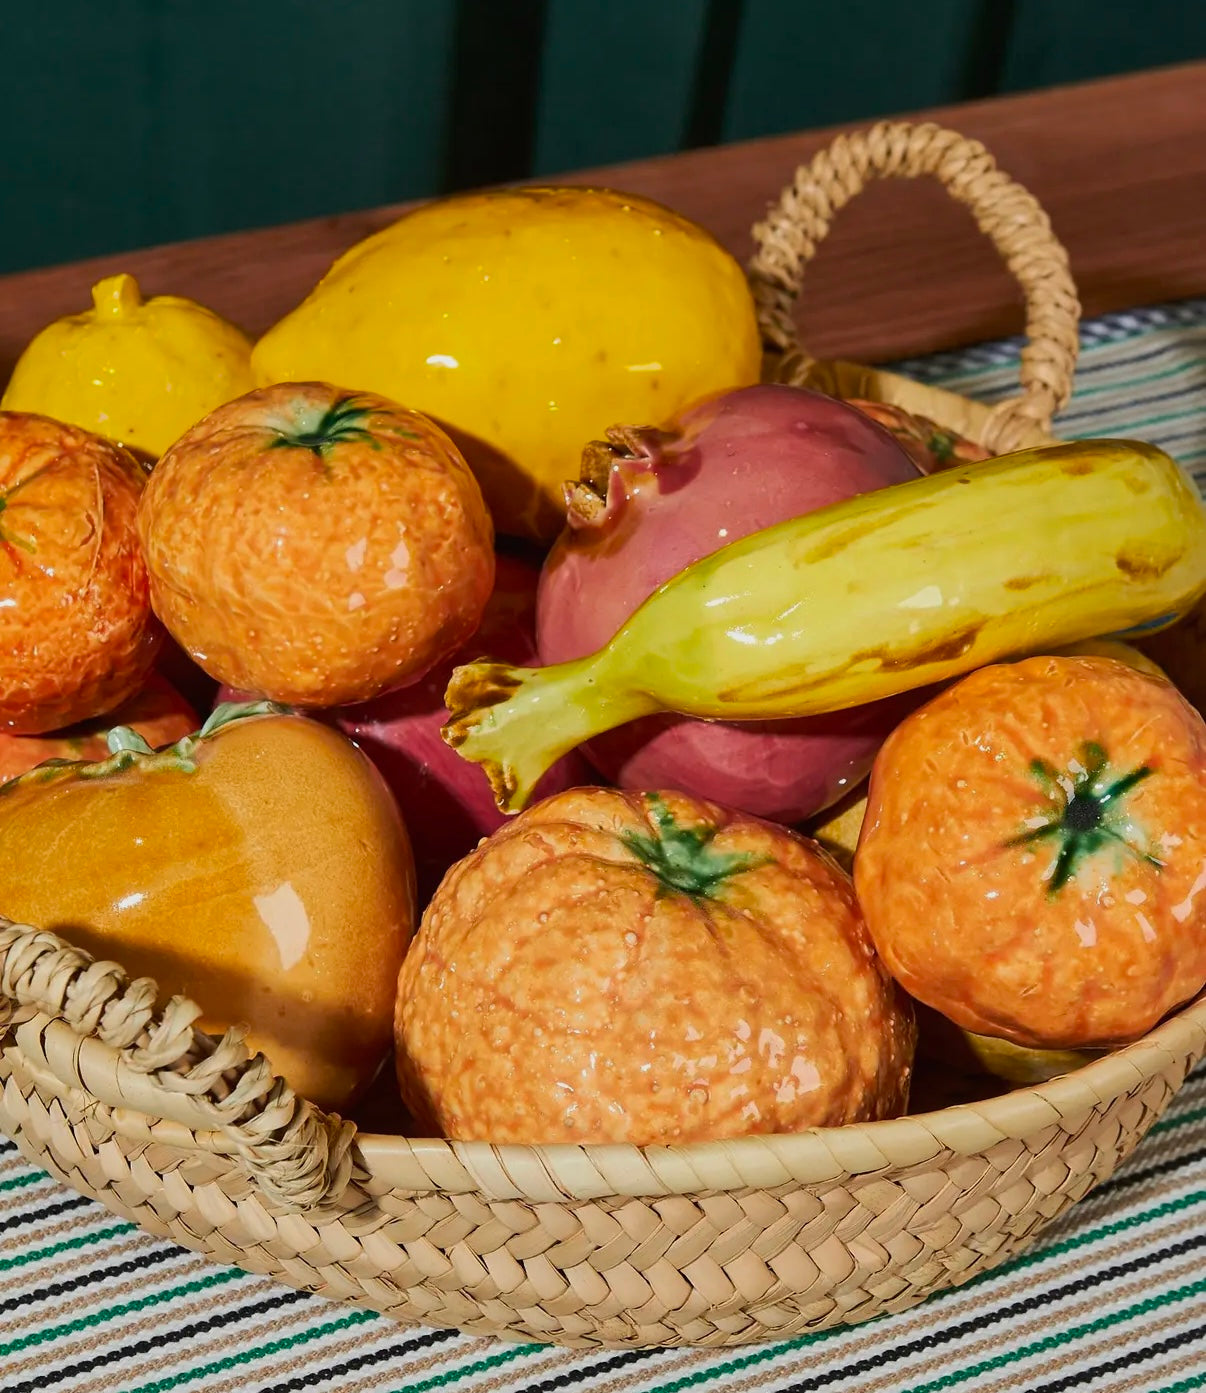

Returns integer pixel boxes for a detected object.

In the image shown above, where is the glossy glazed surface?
[396,787,914,1145]
[0,671,196,784]
[445,440,1206,811]
[0,411,162,733]
[219,553,593,905]
[331,554,591,905]
[1,274,255,458]
[138,383,495,706]
[845,398,991,474]
[537,385,922,820]
[251,187,762,541]
[855,655,1206,1048]
[0,710,416,1109]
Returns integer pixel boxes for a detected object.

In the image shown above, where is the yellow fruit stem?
[442,656,656,812]
[92,273,144,318]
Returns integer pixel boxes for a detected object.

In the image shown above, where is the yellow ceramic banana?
[444,440,1206,811]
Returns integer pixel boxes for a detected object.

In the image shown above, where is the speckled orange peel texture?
[395,786,916,1146]
[136,382,495,708]
[0,410,163,734]
[854,654,1206,1051]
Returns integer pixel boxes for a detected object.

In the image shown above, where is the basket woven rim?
[338,989,1206,1200]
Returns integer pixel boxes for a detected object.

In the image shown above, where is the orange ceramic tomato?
[855,654,1206,1049]
[0,704,416,1109]
[846,399,991,474]
[397,786,915,1145]
[0,411,162,733]
[137,383,495,707]
[0,671,196,784]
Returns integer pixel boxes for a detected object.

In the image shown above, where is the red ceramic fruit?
[0,671,197,784]
[856,654,1206,1049]
[220,554,591,903]
[536,384,922,821]
[332,554,591,901]
[0,411,162,733]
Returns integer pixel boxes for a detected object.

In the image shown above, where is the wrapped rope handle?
[0,918,357,1209]
[747,120,1082,454]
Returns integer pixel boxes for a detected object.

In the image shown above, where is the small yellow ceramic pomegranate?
[137,383,495,707]
[1,273,255,459]
[0,704,416,1109]
[396,787,915,1145]
[0,411,162,734]
[251,188,762,539]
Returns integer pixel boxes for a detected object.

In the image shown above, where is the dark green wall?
[1,0,1200,275]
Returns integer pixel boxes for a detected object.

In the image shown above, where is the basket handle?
[747,120,1082,454]
[0,918,357,1210]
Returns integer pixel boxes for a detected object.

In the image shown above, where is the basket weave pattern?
[3,912,1205,1346]
[747,121,1081,453]
[3,119,1206,1349]
[1,1004,1199,1346]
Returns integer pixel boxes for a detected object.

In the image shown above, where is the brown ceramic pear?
[0,703,416,1110]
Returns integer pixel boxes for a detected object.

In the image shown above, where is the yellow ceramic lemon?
[251,187,763,540]
[2,273,255,458]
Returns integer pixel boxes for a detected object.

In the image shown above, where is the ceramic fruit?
[396,787,915,1145]
[446,440,1206,810]
[537,384,921,822]
[329,554,592,904]
[813,638,1160,1088]
[0,704,416,1109]
[956,1030,1103,1086]
[0,671,196,784]
[1,273,255,459]
[846,398,991,473]
[807,639,1169,868]
[808,785,870,870]
[251,187,762,541]
[138,383,495,707]
[855,654,1206,1049]
[219,554,592,905]
[0,411,163,734]
[1136,594,1206,714]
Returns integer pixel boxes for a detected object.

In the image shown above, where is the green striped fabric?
[3,303,1206,1392]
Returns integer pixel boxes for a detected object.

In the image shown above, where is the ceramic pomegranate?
[536,384,922,821]
[332,554,592,903]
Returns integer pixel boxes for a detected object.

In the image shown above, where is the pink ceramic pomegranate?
[222,554,591,902]
[536,384,923,822]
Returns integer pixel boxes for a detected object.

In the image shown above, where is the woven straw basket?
[3,120,1206,1352]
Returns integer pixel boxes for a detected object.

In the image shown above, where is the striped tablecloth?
[4,301,1206,1393]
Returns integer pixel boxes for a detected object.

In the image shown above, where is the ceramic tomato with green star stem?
[137,382,494,707]
[855,653,1206,1050]
[397,786,915,1145]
